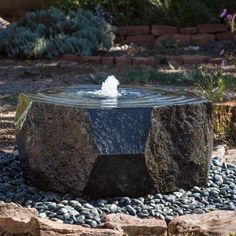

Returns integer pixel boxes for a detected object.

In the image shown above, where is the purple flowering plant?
[218,9,236,67]
[219,9,235,32]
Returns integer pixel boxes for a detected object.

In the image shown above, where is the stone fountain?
[15,76,213,197]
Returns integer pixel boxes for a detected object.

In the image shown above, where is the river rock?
[0,203,122,236]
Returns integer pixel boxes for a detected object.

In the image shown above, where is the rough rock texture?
[102,56,115,65]
[104,214,167,236]
[191,34,215,45]
[38,219,123,236]
[216,31,234,41]
[115,25,150,36]
[125,35,155,46]
[197,24,228,33]
[168,210,236,236]
[0,202,38,234]
[16,99,100,196]
[0,203,123,236]
[151,25,177,35]
[16,93,213,197]
[1,203,236,236]
[145,103,213,193]
[179,27,198,34]
[181,55,208,64]
[61,54,102,64]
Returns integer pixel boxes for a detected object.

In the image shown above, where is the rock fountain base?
[15,85,213,197]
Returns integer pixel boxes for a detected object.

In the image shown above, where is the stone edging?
[113,24,235,46]
[61,54,224,66]
[0,203,236,235]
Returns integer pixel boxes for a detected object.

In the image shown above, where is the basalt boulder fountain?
[15,76,213,198]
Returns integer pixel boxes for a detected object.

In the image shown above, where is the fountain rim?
[18,84,211,109]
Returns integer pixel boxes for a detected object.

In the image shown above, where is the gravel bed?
[0,151,236,228]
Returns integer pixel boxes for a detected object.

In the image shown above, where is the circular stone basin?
[15,85,213,197]
[19,85,206,108]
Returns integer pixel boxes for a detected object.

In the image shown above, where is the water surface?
[26,85,207,108]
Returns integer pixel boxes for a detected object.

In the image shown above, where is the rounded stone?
[126,205,136,216]
[69,200,82,208]
[38,213,47,219]
[57,208,68,215]
[47,202,57,210]
[110,204,118,213]
[89,220,98,228]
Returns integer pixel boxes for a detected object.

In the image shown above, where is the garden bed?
[60,38,236,66]
[0,1,236,233]
[0,58,235,234]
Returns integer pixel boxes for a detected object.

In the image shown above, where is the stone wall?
[114,24,234,47]
[61,54,223,67]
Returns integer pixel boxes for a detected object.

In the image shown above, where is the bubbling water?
[86,75,121,98]
[100,75,120,97]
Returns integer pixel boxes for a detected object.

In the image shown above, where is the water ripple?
[27,85,208,108]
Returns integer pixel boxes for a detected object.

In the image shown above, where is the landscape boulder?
[15,90,213,197]
[168,210,236,236]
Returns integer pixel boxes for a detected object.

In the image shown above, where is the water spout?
[96,75,120,98]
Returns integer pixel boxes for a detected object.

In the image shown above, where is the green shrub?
[197,69,226,102]
[122,67,200,85]
[200,0,223,14]
[56,0,79,12]
[122,68,151,84]
[150,0,216,27]
[223,0,236,12]
[213,105,234,145]
[196,68,236,102]
[122,67,236,94]
[63,0,153,25]
[60,0,221,27]
[0,7,114,59]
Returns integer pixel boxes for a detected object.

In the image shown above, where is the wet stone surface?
[0,151,236,228]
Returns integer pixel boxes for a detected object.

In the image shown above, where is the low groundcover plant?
[0,7,114,59]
